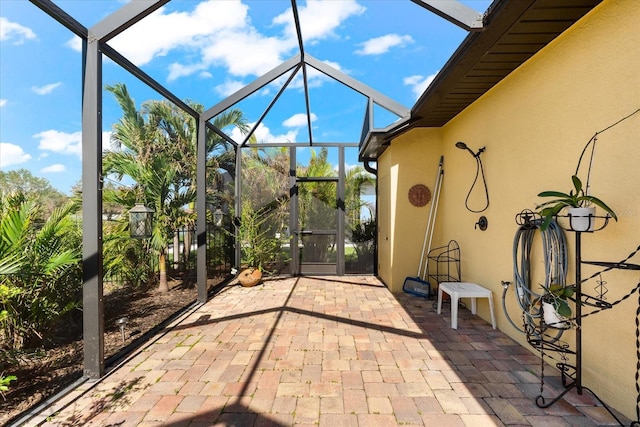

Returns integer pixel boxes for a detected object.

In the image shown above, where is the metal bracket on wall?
[475,216,488,231]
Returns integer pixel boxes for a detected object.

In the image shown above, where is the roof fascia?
[359,117,413,159]
[411,0,526,121]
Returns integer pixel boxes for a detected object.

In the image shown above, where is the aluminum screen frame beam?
[81,35,105,380]
[91,0,169,42]
[202,55,302,122]
[240,64,303,147]
[29,0,87,38]
[101,43,232,146]
[196,118,208,304]
[410,0,484,31]
[304,55,410,119]
[100,44,198,118]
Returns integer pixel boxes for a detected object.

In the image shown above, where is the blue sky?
[1,0,491,195]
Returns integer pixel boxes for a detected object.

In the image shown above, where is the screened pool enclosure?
[29,0,487,378]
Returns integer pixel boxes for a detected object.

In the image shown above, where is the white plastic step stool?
[437,282,496,330]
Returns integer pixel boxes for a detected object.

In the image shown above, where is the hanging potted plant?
[536,175,617,232]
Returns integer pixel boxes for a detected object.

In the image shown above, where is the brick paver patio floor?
[34,276,628,426]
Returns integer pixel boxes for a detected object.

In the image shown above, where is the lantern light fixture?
[213,206,224,228]
[129,203,154,239]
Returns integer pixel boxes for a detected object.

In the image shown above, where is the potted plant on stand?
[536,175,617,232]
[540,283,576,329]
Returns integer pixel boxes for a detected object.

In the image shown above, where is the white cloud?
[102,0,362,85]
[201,27,294,78]
[0,142,32,167]
[32,82,62,95]
[283,113,317,128]
[0,17,36,44]
[215,79,248,97]
[0,99,7,108]
[230,122,298,144]
[34,130,82,157]
[274,0,365,43]
[404,73,437,99]
[356,34,413,55]
[66,36,82,52]
[41,164,66,173]
[109,0,251,66]
[167,62,208,82]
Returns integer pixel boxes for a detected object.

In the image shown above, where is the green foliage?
[236,200,284,273]
[103,217,157,289]
[242,148,290,212]
[0,374,17,399]
[0,192,82,350]
[104,83,250,291]
[0,170,68,218]
[537,175,617,231]
[296,148,338,262]
[350,218,376,261]
[542,283,576,318]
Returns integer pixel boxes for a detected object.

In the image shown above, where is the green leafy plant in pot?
[540,283,575,329]
[536,175,617,232]
[235,200,284,287]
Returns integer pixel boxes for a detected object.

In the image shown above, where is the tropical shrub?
[104,83,251,292]
[0,374,16,400]
[0,192,82,350]
[103,218,157,289]
[236,200,285,273]
[349,218,376,264]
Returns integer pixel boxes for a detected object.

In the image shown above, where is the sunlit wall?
[378,0,640,418]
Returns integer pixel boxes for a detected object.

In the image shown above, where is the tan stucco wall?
[378,0,640,418]
[377,129,443,287]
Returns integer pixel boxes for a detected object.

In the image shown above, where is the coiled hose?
[503,217,568,340]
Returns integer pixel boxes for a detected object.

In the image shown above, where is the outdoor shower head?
[456,141,489,213]
[455,141,478,157]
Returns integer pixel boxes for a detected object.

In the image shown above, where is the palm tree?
[104,83,251,292]
[295,148,337,262]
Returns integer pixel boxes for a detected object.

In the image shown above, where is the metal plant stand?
[531,214,639,426]
[427,239,461,286]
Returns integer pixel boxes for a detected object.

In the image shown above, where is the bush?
[0,193,82,350]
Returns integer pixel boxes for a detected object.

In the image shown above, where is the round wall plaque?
[408,184,431,207]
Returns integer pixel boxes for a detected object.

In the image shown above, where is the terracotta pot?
[238,268,262,287]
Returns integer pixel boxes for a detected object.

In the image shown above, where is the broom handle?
[422,168,443,279]
[417,156,443,276]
